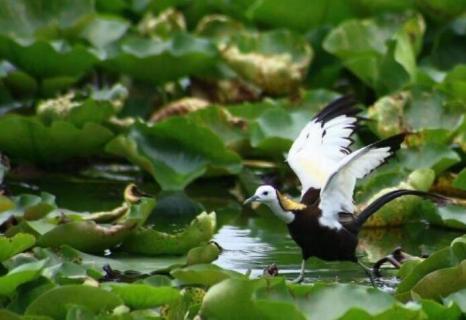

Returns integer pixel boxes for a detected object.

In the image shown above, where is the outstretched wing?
[318,134,405,229]
[287,96,359,195]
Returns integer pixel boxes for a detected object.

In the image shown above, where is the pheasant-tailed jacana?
[244,96,446,284]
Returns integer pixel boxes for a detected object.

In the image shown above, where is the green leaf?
[0,0,94,40]
[106,119,241,191]
[221,30,312,95]
[80,15,129,48]
[59,245,186,274]
[444,288,466,313]
[323,13,424,95]
[0,192,57,227]
[0,115,113,164]
[399,143,460,174]
[201,278,305,320]
[427,205,466,230]
[453,169,466,191]
[421,299,462,320]
[291,283,396,320]
[0,309,21,320]
[103,283,180,309]
[37,221,136,253]
[0,39,99,80]
[103,33,218,84]
[171,264,243,286]
[0,233,35,262]
[25,285,122,319]
[37,94,116,128]
[250,107,309,155]
[359,168,437,227]
[246,0,355,32]
[416,0,466,21]
[439,64,466,103]
[396,235,466,301]
[410,260,466,300]
[0,260,47,296]
[121,211,216,255]
[186,242,221,265]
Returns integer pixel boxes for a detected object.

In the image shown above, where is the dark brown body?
[287,205,358,262]
[285,188,444,263]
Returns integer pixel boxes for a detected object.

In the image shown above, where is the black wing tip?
[315,95,360,124]
[372,133,406,153]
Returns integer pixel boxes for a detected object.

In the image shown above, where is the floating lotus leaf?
[37,221,137,253]
[186,242,221,265]
[360,168,437,227]
[0,115,114,164]
[324,13,425,95]
[396,235,466,301]
[106,119,241,191]
[246,0,355,31]
[0,233,35,262]
[103,33,218,84]
[0,193,57,229]
[37,93,116,128]
[0,260,47,296]
[103,283,180,309]
[80,15,129,48]
[171,264,243,287]
[453,169,466,191]
[222,30,312,95]
[25,285,123,319]
[137,8,186,38]
[121,211,216,255]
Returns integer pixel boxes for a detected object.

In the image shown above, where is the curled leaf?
[121,211,216,255]
[37,221,137,253]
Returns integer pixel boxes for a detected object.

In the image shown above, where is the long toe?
[289,274,304,284]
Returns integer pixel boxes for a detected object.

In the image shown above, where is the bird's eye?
[262,191,269,196]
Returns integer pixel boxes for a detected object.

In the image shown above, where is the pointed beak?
[243,195,259,205]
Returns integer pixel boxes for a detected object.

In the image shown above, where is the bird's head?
[243,185,278,205]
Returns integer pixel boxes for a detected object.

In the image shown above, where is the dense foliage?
[0,0,465,319]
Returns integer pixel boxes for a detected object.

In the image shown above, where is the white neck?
[265,199,295,224]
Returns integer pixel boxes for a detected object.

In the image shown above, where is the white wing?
[318,134,405,229]
[287,96,359,195]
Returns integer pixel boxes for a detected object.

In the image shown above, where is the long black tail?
[353,189,448,228]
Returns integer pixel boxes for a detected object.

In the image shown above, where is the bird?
[243,96,447,284]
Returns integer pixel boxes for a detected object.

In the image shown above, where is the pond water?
[9,172,462,287]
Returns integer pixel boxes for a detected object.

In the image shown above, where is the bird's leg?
[290,260,306,283]
[357,261,376,288]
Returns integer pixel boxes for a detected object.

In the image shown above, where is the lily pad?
[37,221,136,253]
[0,192,57,228]
[103,283,180,309]
[396,235,466,301]
[323,13,424,95]
[25,285,123,319]
[59,245,186,274]
[246,0,355,31]
[103,33,218,84]
[37,94,116,128]
[222,30,312,95]
[291,283,396,320]
[249,107,309,156]
[200,278,299,319]
[121,211,216,255]
[106,119,241,191]
[0,115,114,164]
[453,169,466,191]
[0,233,36,262]
[171,264,243,286]
[0,259,47,296]
[360,168,437,227]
